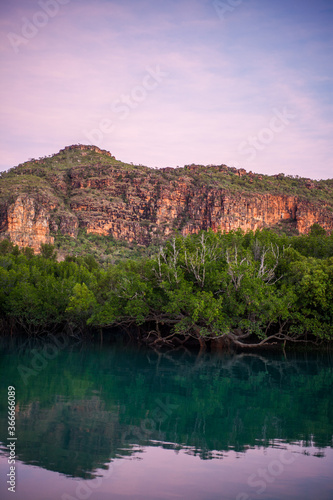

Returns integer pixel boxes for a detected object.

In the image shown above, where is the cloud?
[0,0,332,179]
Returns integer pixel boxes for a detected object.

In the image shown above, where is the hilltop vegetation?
[1,145,333,204]
[1,145,332,263]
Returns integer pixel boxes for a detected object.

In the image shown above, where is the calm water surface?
[0,335,332,500]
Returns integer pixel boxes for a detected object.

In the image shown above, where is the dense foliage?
[1,226,333,347]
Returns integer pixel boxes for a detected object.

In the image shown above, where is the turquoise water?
[0,335,332,499]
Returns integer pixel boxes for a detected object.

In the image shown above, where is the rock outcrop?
[0,145,332,252]
[2,196,54,252]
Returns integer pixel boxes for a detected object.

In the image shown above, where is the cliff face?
[0,144,332,252]
[3,196,54,252]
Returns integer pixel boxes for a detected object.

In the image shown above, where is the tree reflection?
[0,338,332,478]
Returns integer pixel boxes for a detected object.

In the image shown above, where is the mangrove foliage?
[0,226,333,348]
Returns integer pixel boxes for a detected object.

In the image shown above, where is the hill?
[0,144,332,260]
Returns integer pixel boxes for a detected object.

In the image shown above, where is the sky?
[0,0,332,179]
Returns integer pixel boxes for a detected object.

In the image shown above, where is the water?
[0,334,332,500]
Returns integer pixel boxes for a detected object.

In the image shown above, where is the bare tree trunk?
[197,333,207,354]
[211,336,229,352]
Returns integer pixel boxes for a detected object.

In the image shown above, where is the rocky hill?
[0,144,332,254]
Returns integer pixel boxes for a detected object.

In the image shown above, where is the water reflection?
[0,336,332,482]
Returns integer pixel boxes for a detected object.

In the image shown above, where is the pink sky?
[1,444,332,499]
[1,0,332,179]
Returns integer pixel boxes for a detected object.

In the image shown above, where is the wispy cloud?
[0,0,332,179]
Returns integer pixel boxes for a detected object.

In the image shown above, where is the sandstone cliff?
[0,144,332,252]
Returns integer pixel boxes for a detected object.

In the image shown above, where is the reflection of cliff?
[0,144,332,252]
[0,340,332,477]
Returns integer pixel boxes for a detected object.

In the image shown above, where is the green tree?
[40,244,57,260]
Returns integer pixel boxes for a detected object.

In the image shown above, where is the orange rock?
[5,196,54,252]
[1,148,332,252]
